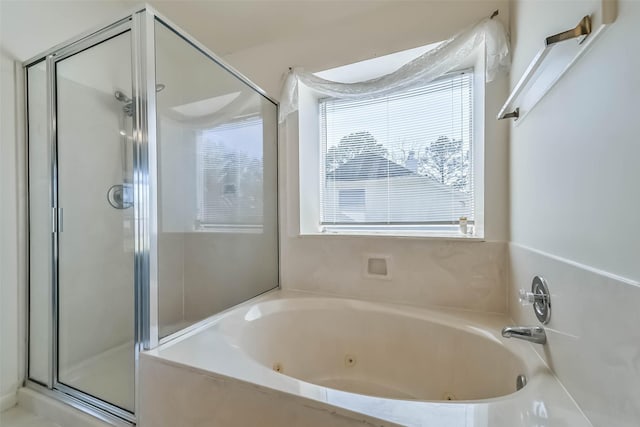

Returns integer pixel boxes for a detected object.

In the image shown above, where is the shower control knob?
[518,288,549,305]
[518,289,537,305]
[519,276,552,324]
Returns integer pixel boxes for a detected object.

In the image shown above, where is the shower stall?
[24,6,278,425]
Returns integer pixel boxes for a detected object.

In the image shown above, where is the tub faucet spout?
[501,326,546,344]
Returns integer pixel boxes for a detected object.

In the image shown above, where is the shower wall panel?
[55,76,134,368]
[157,117,189,336]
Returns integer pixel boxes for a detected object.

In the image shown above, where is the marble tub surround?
[508,243,640,427]
[141,290,590,427]
[281,237,508,314]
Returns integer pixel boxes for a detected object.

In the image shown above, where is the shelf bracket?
[546,15,592,46]
[496,0,616,125]
[498,108,519,121]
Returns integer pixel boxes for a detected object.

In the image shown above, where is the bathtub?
[140,290,590,427]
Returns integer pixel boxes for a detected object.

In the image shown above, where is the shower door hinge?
[52,207,63,233]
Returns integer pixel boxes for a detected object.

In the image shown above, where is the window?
[319,72,474,234]
[339,189,365,209]
[338,188,366,222]
[196,117,264,231]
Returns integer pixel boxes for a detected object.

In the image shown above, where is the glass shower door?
[154,20,279,339]
[54,30,135,413]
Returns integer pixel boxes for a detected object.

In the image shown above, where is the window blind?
[319,72,473,227]
[196,117,264,228]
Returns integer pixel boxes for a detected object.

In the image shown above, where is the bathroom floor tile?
[0,406,62,427]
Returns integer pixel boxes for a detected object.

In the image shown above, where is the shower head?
[114,84,164,102]
[114,90,131,103]
[122,103,134,117]
[115,83,165,117]
[114,91,134,117]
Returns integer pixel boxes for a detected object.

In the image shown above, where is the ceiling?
[1,0,507,100]
[0,0,390,61]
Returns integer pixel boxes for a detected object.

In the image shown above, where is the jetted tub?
[226,297,525,401]
[141,290,591,427]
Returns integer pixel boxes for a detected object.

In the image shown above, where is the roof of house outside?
[327,152,416,181]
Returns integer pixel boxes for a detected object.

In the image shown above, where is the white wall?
[0,1,131,61]
[508,1,640,426]
[0,50,22,411]
[509,0,640,281]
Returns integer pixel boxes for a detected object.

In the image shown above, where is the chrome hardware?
[107,183,133,209]
[52,207,63,233]
[516,374,527,391]
[519,289,539,304]
[501,326,547,345]
[519,276,551,324]
[518,288,547,305]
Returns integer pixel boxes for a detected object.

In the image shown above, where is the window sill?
[194,224,263,234]
[298,229,485,242]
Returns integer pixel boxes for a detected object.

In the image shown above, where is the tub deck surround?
[141,290,590,427]
[280,238,508,313]
[509,243,640,427]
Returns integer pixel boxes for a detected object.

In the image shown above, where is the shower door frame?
[23,7,157,426]
[23,5,279,425]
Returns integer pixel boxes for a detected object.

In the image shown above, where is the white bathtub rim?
[280,286,511,316]
[157,289,522,356]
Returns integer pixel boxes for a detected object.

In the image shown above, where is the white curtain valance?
[279,16,510,123]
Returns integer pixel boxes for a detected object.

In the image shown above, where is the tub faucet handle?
[518,289,545,305]
[519,276,552,324]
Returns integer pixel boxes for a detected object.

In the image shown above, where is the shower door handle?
[53,207,63,233]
